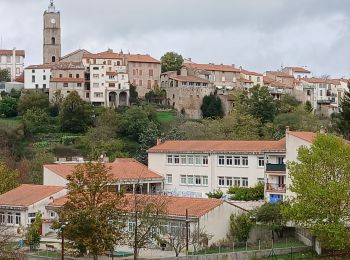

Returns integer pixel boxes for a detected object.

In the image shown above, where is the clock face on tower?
[51,18,56,24]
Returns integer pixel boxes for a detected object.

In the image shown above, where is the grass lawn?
[0,116,23,126]
[156,111,177,123]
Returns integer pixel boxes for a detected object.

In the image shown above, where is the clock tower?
[43,0,61,64]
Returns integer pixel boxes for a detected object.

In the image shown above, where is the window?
[43,75,46,80]
[32,75,35,82]
[32,69,35,73]
[6,56,11,63]
[35,84,39,89]
[50,211,56,218]
[203,176,208,186]
[195,156,201,165]
[257,77,260,82]
[320,90,323,96]
[187,155,194,165]
[51,37,55,45]
[43,84,46,89]
[149,69,153,76]
[226,156,233,166]
[16,56,20,63]
[139,80,143,86]
[63,83,68,88]
[133,69,136,76]
[94,92,103,98]
[180,175,187,184]
[59,74,62,78]
[167,155,173,164]
[7,213,13,224]
[257,178,264,183]
[76,74,80,78]
[0,212,5,224]
[187,175,194,185]
[15,213,21,225]
[86,93,90,98]
[128,221,136,232]
[77,83,82,87]
[218,177,225,186]
[139,70,143,76]
[180,155,187,165]
[93,83,99,88]
[148,80,152,89]
[202,156,208,165]
[258,157,265,167]
[52,56,56,62]
[218,156,225,165]
[242,178,248,187]
[174,155,179,164]
[234,177,241,187]
[242,156,248,166]
[226,177,233,187]
[234,157,241,166]
[93,66,99,70]
[93,74,99,79]
[166,174,172,184]
[307,90,311,96]
[69,74,73,78]
[195,176,202,185]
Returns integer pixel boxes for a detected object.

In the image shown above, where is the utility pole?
[186,208,189,256]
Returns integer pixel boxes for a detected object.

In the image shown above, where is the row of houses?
[0,129,315,243]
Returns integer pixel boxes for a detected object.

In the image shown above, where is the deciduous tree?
[18,91,49,115]
[247,85,276,123]
[160,52,184,74]
[0,96,18,117]
[0,68,11,82]
[337,83,350,139]
[0,162,19,194]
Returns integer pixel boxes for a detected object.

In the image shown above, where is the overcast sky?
[1,0,350,77]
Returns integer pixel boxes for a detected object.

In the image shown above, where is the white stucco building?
[148,139,286,198]
[0,184,66,236]
[24,64,52,90]
[0,49,25,82]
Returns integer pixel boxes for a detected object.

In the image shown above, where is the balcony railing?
[266,183,286,193]
[266,163,286,173]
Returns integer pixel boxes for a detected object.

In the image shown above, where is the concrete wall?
[43,167,68,187]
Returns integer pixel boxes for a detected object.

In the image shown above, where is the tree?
[337,83,350,139]
[304,100,313,113]
[206,189,224,199]
[25,212,42,250]
[127,194,168,259]
[129,84,139,105]
[282,134,350,251]
[9,88,21,100]
[135,121,160,164]
[49,90,64,116]
[0,96,18,117]
[160,52,184,74]
[248,85,277,123]
[200,94,224,118]
[0,223,19,258]
[55,162,125,259]
[18,91,49,115]
[23,108,50,134]
[227,182,264,201]
[28,151,54,184]
[229,213,253,242]
[254,203,285,238]
[0,68,10,82]
[0,162,19,194]
[145,85,166,104]
[276,95,301,114]
[59,91,93,133]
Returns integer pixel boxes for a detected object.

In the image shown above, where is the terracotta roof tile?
[237,77,254,84]
[240,69,263,76]
[83,51,160,64]
[266,71,294,78]
[288,131,316,143]
[184,63,240,73]
[44,158,163,181]
[60,49,91,61]
[127,54,160,63]
[0,184,64,207]
[285,67,311,73]
[148,139,286,153]
[26,64,53,69]
[0,49,25,57]
[49,194,223,218]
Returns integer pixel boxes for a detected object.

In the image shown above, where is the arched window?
[52,56,56,62]
[51,37,55,45]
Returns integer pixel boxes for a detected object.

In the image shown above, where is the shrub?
[206,189,224,199]
[23,108,50,134]
[229,213,253,242]
[228,182,264,201]
[61,135,81,145]
[0,96,18,117]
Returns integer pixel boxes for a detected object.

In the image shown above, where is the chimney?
[156,138,162,145]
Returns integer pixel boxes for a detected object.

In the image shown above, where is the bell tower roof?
[46,0,59,13]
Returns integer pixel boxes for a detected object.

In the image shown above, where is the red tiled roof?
[60,49,91,61]
[263,77,293,89]
[169,75,210,83]
[51,78,84,83]
[0,184,64,207]
[127,54,160,63]
[0,49,25,57]
[106,71,117,76]
[266,71,294,78]
[288,131,316,143]
[237,77,254,84]
[285,67,311,73]
[300,77,327,84]
[184,63,240,73]
[49,194,223,218]
[44,158,163,181]
[240,69,263,76]
[148,139,286,153]
[83,51,160,64]
[26,64,53,69]
[15,73,24,83]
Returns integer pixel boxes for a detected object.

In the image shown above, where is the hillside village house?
[160,71,215,119]
[282,67,311,79]
[147,139,286,198]
[44,158,164,194]
[0,184,66,236]
[0,49,25,81]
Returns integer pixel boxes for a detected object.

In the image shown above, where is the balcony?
[317,97,331,104]
[266,163,286,173]
[266,183,286,193]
